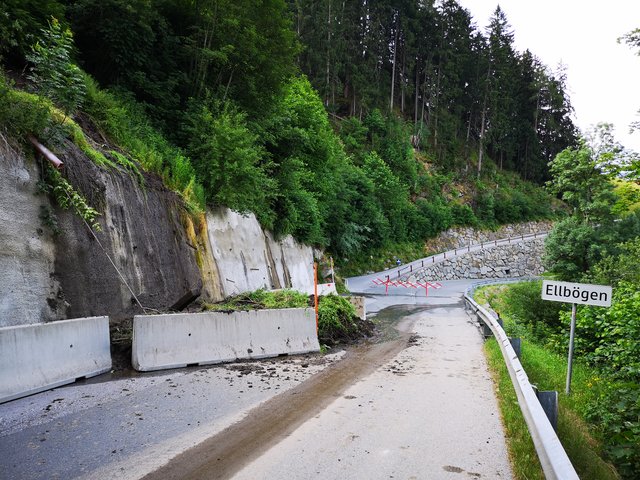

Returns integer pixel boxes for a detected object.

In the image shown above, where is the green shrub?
[500,280,566,341]
[413,198,453,238]
[40,163,101,231]
[204,289,309,311]
[318,294,359,346]
[474,190,496,224]
[585,381,640,478]
[0,72,53,139]
[26,17,86,116]
[451,203,477,226]
[185,100,275,224]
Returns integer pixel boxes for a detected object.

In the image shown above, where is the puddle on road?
[371,304,431,342]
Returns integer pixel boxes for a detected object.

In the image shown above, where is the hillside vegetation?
[1,1,574,268]
[477,122,640,477]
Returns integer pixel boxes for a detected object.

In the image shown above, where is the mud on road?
[142,305,425,480]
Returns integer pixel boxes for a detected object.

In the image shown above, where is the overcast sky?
[456,0,640,152]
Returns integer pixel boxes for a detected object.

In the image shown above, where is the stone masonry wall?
[412,238,545,282]
[423,220,552,254]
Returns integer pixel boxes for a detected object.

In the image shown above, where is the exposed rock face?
[0,135,315,326]
[50,141,203,321]
[0,135,64,325]
[412,238,545,282]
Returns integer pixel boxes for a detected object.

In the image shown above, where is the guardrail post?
[536,390,559,432]
[509,337,521,358]
[482,322,493,339]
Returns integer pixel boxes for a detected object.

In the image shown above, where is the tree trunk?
[478,102,487,180]
[414,57,420,131]
[401,46,406,113]
[433,64,441,149]
[478,66,491,179]
[325,1,332,107]
[390,14,398,112]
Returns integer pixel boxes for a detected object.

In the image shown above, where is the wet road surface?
[210,299,511,479]
[1,277,513,479]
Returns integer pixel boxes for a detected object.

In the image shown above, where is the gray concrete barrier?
[0,317,112,403]
[132,308,320,372]
[302,283,338,296]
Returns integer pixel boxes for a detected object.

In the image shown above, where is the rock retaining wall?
[413,238,545,281]
[424,220,552,254]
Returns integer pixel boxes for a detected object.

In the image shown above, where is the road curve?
[225,279,513,479]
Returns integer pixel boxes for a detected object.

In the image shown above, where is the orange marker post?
[313,262,319,333]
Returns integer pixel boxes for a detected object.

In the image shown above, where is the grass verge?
[479,285,620,480]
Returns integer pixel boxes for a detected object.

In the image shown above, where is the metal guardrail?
[464,283,579,480]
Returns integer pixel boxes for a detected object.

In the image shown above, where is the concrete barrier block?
[347,296,366,321]
[132,308,320,372]
[302,283,337,296]
[0,317,112,403]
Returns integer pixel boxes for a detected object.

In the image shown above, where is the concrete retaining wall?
[0,134,64,325]
[301,283,338,296]
[205,209,314,298]
[132,308,320,372]
[0,317,112,403]
[347,296,366,321]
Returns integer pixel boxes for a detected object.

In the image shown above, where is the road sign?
[542,280,612,307]
[541,280,613,394]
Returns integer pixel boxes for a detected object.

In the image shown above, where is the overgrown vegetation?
[478,277,639,477]
[38,163,101,231]
[203,289,309,312]
[203,289,372,348]
[1,2,568,267]
[484,333,620,480]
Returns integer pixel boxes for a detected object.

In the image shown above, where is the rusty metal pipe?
[28,136,63,169]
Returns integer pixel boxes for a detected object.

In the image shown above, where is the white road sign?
[542,280,612,307]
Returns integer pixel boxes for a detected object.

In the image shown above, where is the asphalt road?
[228,279,513,479]
[1,270,514,479]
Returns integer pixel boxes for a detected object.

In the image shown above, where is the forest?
[2,1,640,477]
[1,0,580,266]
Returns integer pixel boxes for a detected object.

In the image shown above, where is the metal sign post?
[541,280,612,395]
[565,303,577,394]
